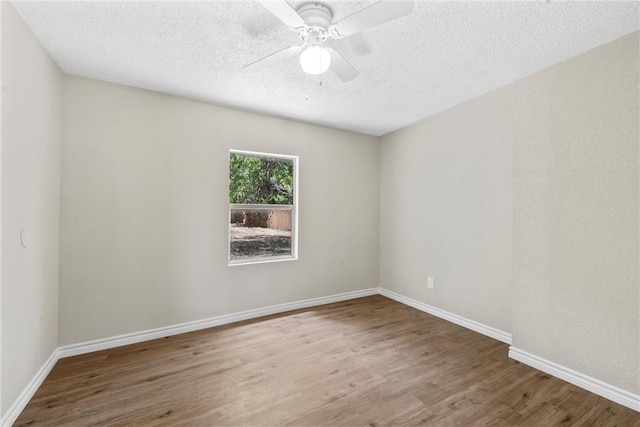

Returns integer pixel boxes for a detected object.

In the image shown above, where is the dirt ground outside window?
[230,224,292,260]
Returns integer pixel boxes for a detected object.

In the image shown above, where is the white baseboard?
[1,348,61,427]
[378,287,512,345]
[509,346,640,412]
[58,288,378,358]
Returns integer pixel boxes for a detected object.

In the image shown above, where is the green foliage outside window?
[229,153,293,204]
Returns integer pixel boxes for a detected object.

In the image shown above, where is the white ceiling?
[12,0,640,136]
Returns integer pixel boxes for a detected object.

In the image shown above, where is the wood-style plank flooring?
[15,296,640,426]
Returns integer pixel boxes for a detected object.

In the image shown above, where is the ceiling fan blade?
[243,45,302,71]
[329,1,414,38]
[326,48,359,82]
[257,0,306,30]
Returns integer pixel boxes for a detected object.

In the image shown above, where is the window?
[228,150,298,265]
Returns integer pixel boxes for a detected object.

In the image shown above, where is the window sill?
[228,255,298,267]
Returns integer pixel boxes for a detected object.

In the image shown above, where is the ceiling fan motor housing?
[297,3,333,43]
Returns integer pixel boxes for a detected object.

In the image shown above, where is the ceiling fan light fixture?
[300,45,331,75]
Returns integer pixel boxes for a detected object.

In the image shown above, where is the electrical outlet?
[427,277,434,290]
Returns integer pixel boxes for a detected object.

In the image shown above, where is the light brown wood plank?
[14,296,640,426]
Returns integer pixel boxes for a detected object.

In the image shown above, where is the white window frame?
[228,149,298,266]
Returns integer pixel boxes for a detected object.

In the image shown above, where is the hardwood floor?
[15,296,639,426]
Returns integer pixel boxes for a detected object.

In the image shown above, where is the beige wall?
[512,32,639,393]
[379,87,513,334]
[380,32,639,394]
[1,1,3,414]
[59,76,380,345]
[1,2,62,416]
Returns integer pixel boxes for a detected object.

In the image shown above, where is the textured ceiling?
[12,0,640,136]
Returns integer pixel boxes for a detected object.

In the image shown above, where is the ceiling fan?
[243,0,414,82]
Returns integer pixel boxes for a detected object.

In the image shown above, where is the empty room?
[1,0,639,425]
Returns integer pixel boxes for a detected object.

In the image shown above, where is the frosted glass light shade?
[300,45,330,75]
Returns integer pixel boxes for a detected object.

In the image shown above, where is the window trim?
[228,150,298,266]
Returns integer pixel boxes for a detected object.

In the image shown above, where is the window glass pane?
[229,153,293,205]
[230,208,292,261]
